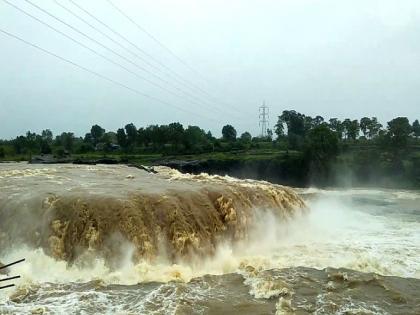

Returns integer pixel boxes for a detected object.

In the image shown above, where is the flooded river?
[0,164,419,314]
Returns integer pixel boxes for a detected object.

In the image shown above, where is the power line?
[106,0,205,81]
[56,0,239,119]
[3,0,227,119]
[1,0,175,99]
[56,0,149,65]
[68,0,204,92]
[21,0,221,113]
[0,27,219,123]
[104,0,253,117]
[65,1,206,96]
[66,0,245,119]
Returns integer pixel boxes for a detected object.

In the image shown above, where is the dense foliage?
[1,110,419,187]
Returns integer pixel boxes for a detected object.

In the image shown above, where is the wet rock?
[73,158,119,165]
[29,154,72,164]
[127,164,158,174]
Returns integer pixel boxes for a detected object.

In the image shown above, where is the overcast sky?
[1,0,419,139]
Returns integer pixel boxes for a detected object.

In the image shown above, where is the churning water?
[0,163,419,314]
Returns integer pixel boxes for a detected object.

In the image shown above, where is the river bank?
[2,148,420,189]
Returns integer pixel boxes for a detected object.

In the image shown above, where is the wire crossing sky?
[0,0,420,139]
[68,0,227,109]
[104,0,255,118]
[12,0,230,119]
[0,28,221,124]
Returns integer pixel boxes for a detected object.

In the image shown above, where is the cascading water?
[0,163,419,314]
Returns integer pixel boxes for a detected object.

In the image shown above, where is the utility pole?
[259,101,269,137]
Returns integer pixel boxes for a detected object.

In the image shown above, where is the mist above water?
[0,163,306,284]
[0,164,419,314]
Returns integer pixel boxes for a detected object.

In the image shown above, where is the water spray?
[0,258,25,290]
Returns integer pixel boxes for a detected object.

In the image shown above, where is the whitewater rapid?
[0,163,419,314]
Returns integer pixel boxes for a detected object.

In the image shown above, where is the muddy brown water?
[0,163,419,314]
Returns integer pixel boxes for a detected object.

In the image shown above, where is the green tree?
[266,129,273,141]
[184,126,207,151]
[13,136,26,154]
[329,118,344,139]
[387,117,412,150]
[136,127,146,147]
[84,133,93,144]
[314,115,324,126]
[168,122,184,149]
[206,131,214,140]
[343,119,359,140]
[40,129,53,154]
[304,125,339,184]
[222,124,237,141]
[155,125,170,148]
[342,119,351,139]
[360,117,382,139]
[281,110,305,137]
[303,116,315,134]
[274,117,284,138]
[60,132,75,152]
[0,147,5,158]
[145,125,162,149]
[40,140,52,154]
[303,115,324,134]
[90,124,105,145]
[383,117,412,175]
[101,132,113,152]
[360,117,371,137]
[41,129,53,143]
[412,119,420,139]
[125,123,137,147]
[240,131,252,143]
[279,110,306,148]
[367,117,382,139]
[25,131,38,153]
[116,128,127,148]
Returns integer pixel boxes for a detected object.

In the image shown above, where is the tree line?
[274,110,420,150]
[0,111,419,160]
[271,111,420,185]
[0,122,254,158]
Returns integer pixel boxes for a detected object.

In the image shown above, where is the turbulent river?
[0,163,419,314]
